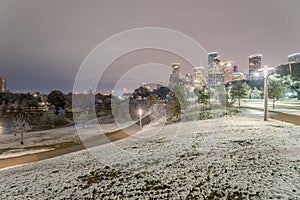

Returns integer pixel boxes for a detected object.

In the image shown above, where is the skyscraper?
[223,64,233,85]
[185,73,193,84]
[193,67,206,89]
[0,77,6,92]
[288,53,300,63]
[249,54,262,80]
[208,52,218,66]
[169,63,181,87]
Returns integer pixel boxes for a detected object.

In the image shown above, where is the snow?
[0,118,137,164]
[0,115,299,199]
[0,120,130,151]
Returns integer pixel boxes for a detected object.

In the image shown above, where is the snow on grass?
[0,115,299,199]
[0,121,126,149]
[0,119,134,159]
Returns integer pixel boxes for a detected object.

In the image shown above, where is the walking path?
[1,101,299,170]
[0,115,151,169]
[239,100,300,125]
[240,100,300,116]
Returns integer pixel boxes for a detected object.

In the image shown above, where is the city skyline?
[0,0,300,93]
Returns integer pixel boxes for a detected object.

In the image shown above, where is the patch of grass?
[141,179,171,191]
[199,111,213,120]
[179,150,200,158]
[199,108,241,120]
[77,166,128,189]
[231,140,253,147]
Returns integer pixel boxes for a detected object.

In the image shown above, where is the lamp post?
[288,61,295,73]
[138,108,143,129]
[258,65,274,121]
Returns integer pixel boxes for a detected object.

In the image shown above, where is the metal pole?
[139,115,142,129]
[259,65,274,121]
[264,75,268,121]
[139,108,142,129]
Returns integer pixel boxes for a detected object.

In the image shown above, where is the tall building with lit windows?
[193,67,206,89]
[0,77,6,92]
[169,63,181,87]
[288,53,300,63]
[249,54,262,80]
[223,65,233,85]
[208,52,218,65]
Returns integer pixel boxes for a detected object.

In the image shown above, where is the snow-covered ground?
[0,114,300,199]
[0,119,134,157]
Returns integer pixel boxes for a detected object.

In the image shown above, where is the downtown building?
[169,63,181,88]
[222,62,246,85]
[168,63,207,102]
[168,63,206,89]
[275,52,300,78]
[207,52,223,87]
[288,52,300,64]
[0,77,6,93]
[193,67,206,89]
[208,61,224,87]
[208,52,218,65]
[223,61,234,85]
[274,52,300,99]
[248,54,262,80]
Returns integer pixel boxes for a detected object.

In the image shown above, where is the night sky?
[0,0,300,94]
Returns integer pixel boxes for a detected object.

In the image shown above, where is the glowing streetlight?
[258,65,274,121]
[138,108,143,129]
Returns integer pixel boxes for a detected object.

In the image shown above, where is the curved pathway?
[240,107,300,125]
[2,108,299,170]
[0,115,151,169]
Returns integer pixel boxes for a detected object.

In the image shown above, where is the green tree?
[95,93,112,115]
[47,90,66,114]
[230,81,250,106]
[194,86,210,110]
[148,93,158,107]
[291,79,300,100]
[268,76,287,109]
[168,86,187,120]
[169,92,181,119]
[251,87,263,99]
[132,86,151,99]
[26,93,41,109]
[154,86,170,100]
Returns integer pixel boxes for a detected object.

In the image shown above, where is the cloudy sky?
[0,0,300,93]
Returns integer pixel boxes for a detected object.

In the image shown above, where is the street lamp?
[288,61,295,73]
[138,108,143,129]
[258,65,274,121]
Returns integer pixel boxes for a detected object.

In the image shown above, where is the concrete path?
[0,115,151,169]
[240,107,300,125]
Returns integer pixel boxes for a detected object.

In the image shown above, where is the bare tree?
[12,114,32,145]
[74,111,89,128]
